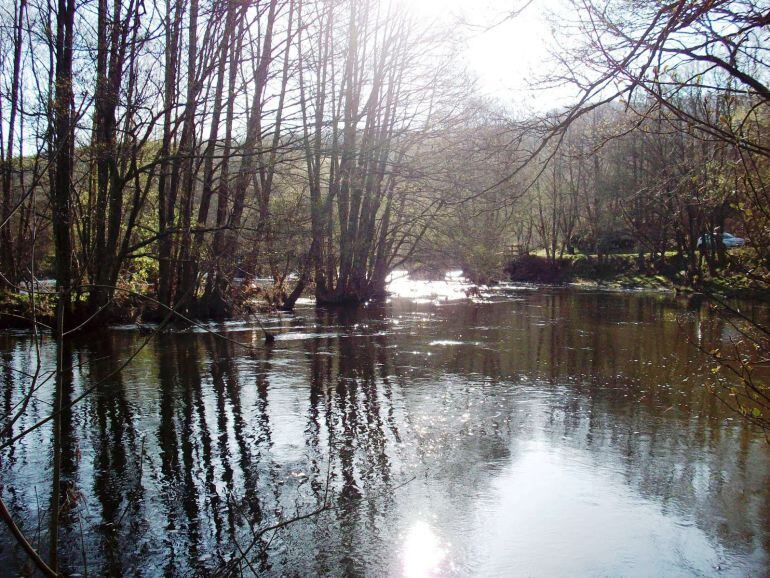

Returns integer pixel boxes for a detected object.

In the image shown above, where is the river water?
[1,279,769,577]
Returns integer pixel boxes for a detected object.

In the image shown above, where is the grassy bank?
[504,250,770,301]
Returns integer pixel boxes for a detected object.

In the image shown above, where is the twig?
[215,502,332,578]
[0,495,60,577]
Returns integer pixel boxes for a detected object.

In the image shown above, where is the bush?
[503,255,572,284]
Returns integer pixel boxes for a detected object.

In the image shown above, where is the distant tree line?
[421,0,769,285]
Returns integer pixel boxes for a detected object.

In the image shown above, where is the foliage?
[504,255,573,284]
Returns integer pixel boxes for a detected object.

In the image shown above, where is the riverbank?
[503,252,770,301]
[0,276,292,331]
[3,256,768,332]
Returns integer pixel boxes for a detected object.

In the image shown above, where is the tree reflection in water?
[0,289,768,576]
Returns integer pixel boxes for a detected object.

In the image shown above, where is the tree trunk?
[0,0,26,289]
[157,0,182,307]
[52,0,76,325]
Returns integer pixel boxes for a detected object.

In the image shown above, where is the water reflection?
[385,270,476,303]
[402,520,452,578]
[473,442,730,577]
[0,288,768,576]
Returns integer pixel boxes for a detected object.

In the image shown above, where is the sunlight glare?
[385,270,474,302]
[402,520,449,578]
[406,0,574,109]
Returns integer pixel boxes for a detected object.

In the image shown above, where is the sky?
[410,0,578,112]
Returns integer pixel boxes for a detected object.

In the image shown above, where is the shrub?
[503,255,572,284]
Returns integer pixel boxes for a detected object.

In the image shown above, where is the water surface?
[1,285,769,577]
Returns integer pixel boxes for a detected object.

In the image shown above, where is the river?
[1,278,769,577]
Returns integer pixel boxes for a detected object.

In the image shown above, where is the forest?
[0,0,767,325]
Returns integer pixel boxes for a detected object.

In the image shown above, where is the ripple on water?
[0,288,768,577]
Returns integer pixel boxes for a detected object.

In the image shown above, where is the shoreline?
[3,279,767,334]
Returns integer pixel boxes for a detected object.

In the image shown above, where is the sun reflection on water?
[386,270,474,303]
[402,520,451,578]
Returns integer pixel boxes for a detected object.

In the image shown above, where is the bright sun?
[408,0,573,110]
